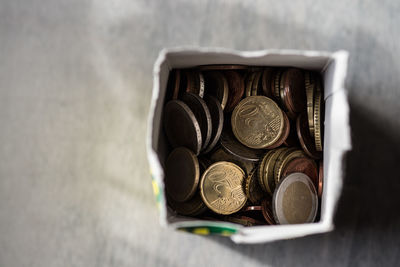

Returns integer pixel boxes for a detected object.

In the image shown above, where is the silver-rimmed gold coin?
[272,172,318,224]
[200,161,247,215]
[231,96,285,149]
[314,90,323,151]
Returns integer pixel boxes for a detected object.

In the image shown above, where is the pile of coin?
[163,65,324,226]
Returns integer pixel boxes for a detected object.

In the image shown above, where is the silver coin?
[272,172,318,224]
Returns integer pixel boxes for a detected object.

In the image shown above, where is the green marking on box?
[178,226,238,236]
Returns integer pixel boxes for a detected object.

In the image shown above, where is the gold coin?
[314,90,323,151]
[258,150,274,192]
[231,96,285,149]
[244,169,264,204]
[245,72,256,97]
[200,161,247,215]
[262,147,288,195]
[305,72,315,137]
[274,149,305,185]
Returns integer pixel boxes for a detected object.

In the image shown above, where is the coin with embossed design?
[231,96,285,149]
[200,161,247,215]
[272,172,318,224]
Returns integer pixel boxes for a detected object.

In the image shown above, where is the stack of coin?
[163,65,324,226]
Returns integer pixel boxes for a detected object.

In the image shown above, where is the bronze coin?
[202,95,224,154]
[261,68,275,98]
[271,69,284,104]
[261,198,275,225]
[203,72,229,110]
[224,71,245,112]
[282,68,306,113]
[167,69,181,100]
[167,192,207,216]
[242,205,262,212]
[184,71,198,95]
[296,112,322,159]
[220,125,264,162]
[283,117,299,147]
[257,150,275,193]
[197,64,249,71]
[209,147,255,175]
[163,100,202,155]
[245,72,256,97]
[244,169,264,204]
[282,157,318,187]
[181,92,212,151]
[318,160,323,198]
[272,172,318,224]
[251,71,263,96]
[165,147,200,202]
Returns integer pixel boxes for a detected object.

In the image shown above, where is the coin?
[314,90,323,151]
[272,69,284,104]
[318,160,323,198]
[305,71,316,137]
[197,64,249,71]
[200,161,247,215]
[220,125,264,163]
[202,95,224,154]
[231,96,285,149]
[272,172,318,224]
[257,150,274,193]
[261,147,288,195]
[244,169,264,204]
[167,192,207,216]
[166,69,181,100]
[242,205,262,212]
[245,72,256,97]
[209,148,255,175]
[264,111,290,149]
[181,92,212,151]
[283,117,299,147]
[274,149,305,185]
[165,147,200,202]
[261,198,275,225]
[281,68,306,113]
[296,112,322,159]
[261,68,275,98]
[184,71,202,97]
[163,100,202,155]
[251,71,263,96]
[224,71,245,112]
[222,215,264,226]
[282,157,318,187]
[203,72,229,110]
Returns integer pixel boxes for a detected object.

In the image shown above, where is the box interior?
[148,48,350,243]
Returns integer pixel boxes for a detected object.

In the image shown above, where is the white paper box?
[146,47,351,243]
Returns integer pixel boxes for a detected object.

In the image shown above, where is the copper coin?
[244,169,264,204]
[261,198,275,225]
[283,117,299,147]
[184,71,198,95]
[167,69,181,100]
[261,68,275,98]
[181,92,212,151]
[243,205,262,212]
[163,100,202,155]
[165,147,200,202]
[220,125,264,162]
[209,147,255,175]
[296,112,322,159]
[167,192,207,216]
[282,68,306,113]
[197,64,249,71]
[318,160,323,198]
[245,72,256,97]
[224,71,245,112]
[202,95,224,154]
[251,71,263,96]
[272,172,318,224]
[271,69,284,104]
[203,72,229,110]
[282,157,318,186]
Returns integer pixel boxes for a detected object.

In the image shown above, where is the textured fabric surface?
[0,1,399,266]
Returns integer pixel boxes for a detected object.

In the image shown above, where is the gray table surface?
[1,0,399,266]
